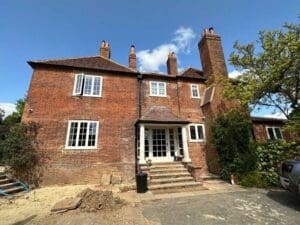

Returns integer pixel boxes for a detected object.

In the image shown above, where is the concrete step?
[150,177,194,185]
[151,186,208,194]
[200,173,220,181]
[0,175,7,180]
[0,182,18,190]
[151,172,191,179]
[0,178,11,185]
[3,186,25,194]
[150,168,187,173]
[148,181,202,190]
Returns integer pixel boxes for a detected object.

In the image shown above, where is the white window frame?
[65,120,99,149]
[188,124,206,142]
[190,84,200,99]
[266,126,283,140]
[72,73,103,97]
[149,81,167,97]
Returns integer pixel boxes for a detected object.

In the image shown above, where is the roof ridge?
[29,55,100,63]
[98,55,137,73]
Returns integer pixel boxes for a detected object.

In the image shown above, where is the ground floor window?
[188,124,205,142]
[65,120,99,149]
[266,126,283,140]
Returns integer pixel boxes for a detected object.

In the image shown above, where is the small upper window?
[189,124,205,142]
[150,81,167,97]
[73,74,103,97]
[191,84,200,98]
[266,126,283,140]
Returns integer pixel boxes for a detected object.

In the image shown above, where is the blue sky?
[0,0,299,116]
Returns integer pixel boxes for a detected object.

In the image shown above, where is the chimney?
[100,40,111,59]
[128,45,137,70]
[166,52,178,76]
[198,27,228,82]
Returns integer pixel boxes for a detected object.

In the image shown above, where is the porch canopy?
[137,106,191,164]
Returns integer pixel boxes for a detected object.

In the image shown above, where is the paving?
[142,189,300,225]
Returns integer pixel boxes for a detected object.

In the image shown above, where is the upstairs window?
[266,126,283,140]
[191,84,200,98]
[65,120,99,149]
[150,81,167,97]
[73,74,103,97]
[189,124,205,142]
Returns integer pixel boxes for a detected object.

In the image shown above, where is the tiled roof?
[139,106,189,123]
[28,56,136,73]
[180,67,205,79]
[251,116,287,123]
[201,86,215,106]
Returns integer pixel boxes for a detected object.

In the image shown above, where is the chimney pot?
[167,52,178,76]
[100,40,111,58]
[129,44,137,70]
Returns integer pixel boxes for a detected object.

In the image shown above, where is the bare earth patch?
[0,185,157,225]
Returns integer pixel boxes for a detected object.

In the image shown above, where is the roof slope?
[28,56,136,73]
[180,67,204,79]
[139,106,189,123]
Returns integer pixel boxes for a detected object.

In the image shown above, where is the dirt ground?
[0,184,156,225]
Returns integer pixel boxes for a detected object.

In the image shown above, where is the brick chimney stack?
[128,45,137,70]
[100,40,111,59]
[166,52,178,76]
[198,27,227,82]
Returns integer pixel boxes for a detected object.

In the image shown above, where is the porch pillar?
[181,125,191,163]
[139,124,146,164]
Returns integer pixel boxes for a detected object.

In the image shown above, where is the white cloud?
[228,69,250,79]
[136,27,196,72]
[172,27,196,54]
[263,112,287,120]
[0,103,16,118]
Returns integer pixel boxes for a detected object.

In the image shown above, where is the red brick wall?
[22,67,138,185]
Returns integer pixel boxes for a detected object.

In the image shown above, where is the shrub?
[211,109,258,180]
[256,140,300,186]
[0,122,45,187]
[236,171,268,188]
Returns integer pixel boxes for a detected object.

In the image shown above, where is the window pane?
[83,76,93,95]
[190,126,196,140]
[197,125,204,140]
[274,128,282,139]
[78,122,88,146]
[74,74,83,94]
[267,128,275,140]
[192,85,199,97]
[93,77,101,96]
[68,122,78,146]
[151,82,157,95]
[88,122,97,146]
[158,83,165,95]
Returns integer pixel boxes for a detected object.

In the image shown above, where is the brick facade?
[23,27,278,185]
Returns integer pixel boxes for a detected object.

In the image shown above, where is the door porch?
[137,123,191,165]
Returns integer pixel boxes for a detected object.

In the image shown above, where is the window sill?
[149,95,167,98]
[72,94,102,98]
[189,140,206,143]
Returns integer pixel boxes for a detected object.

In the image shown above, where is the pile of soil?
[77,188,125,212]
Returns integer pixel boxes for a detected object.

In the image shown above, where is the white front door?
[146,128,177,162]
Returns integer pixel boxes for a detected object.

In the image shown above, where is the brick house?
[22,28,289,186]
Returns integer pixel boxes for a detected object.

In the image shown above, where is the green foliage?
[0,108,4,123]
[236,171,268,188]
[211,109,258,180]
[284,109,300,133]
[2,97,26,126]
[256,140,300,186]
[0,122,45,187]
[223,19,300,132]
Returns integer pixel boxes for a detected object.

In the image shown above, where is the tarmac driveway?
[142,189,300,225]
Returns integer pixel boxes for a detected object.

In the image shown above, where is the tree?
[223,20,300,119]
[2,97,26,126]
[0,108,4,123]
